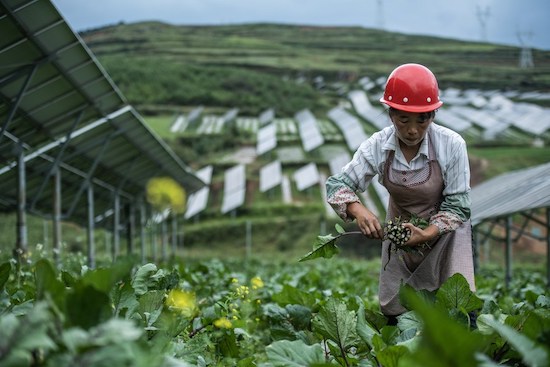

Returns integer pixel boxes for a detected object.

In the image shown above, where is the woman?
[326,63,476,318]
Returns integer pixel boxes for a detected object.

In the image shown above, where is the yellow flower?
[214,318,233,329]
[166,289,197,318]
[146,177,186,213]
[251,276,264,289]
[236,285,249,298]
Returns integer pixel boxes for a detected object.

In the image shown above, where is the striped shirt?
[326,122,471,233]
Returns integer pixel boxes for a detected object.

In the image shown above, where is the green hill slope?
[82,22,550,115]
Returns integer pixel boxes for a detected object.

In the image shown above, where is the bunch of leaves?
[383,214,431,270]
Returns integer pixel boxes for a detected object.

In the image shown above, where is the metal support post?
[15,144,27,260]
[87,183,95,269]
[505,216,512,288]
[52,167,62,266]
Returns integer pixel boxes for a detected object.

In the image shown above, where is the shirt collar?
[382,126,431,159]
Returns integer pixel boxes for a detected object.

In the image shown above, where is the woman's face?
[390,110,434,147]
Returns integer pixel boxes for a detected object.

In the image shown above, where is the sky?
[51,0,550,50]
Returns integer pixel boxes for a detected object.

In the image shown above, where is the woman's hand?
[402,223,439,246]
[347,202,384,239]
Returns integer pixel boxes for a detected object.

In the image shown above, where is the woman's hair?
[388,107,436,122]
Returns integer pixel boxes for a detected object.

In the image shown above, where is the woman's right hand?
[347,202,384,239]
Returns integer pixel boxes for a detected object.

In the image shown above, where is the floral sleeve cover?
[326,173,361,222]
[429,211,462,235]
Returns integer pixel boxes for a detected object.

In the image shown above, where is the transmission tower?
[376,0,385,30]
[476,5,490,42]
[517,31,534,69]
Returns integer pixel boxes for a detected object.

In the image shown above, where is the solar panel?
[450,106,510,139]
[436,109,472,132]
[348,90,390,131]
[187,106,204,123]
[259,160,282,192]
[327,107,368,150]
[170,114,187,133]
[197,115,224,134]
[293,163,320,191]
[236,117,259,133]
[184,166,213,219]
[259,108,275,126]
[295,109,324,152]
[256,123,277,155]
[223,108,239,123]
[471,162,550,225]
[221,164,246,214]
[329,152,352,175]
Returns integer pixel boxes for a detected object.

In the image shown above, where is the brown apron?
[378,133,476,316]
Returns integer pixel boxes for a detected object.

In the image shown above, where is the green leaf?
[132,263,158,296]
[376,344,409,367]
[34,258,66,311]
[483,315,548,367]
[67,284,112,329]
[136,290,166,327]
[266,339,325,366]
[298,233,339,262]
[0,302,56,366]
[0,261,11,292]
[435,273,483,313]
[335,223,345,234]
[312,298,357,350]
[356,298,379,348]
[79,259,133,294]
[272,284,317,308]
[111,281,139,318]
[217,331,239,358]
[399,286,485,366]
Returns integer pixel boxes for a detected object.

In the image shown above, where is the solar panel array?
[327,107,368,150]
[237,117,259,133]
[259,108,275,126]
[293,163,320,191]
[170,106,204,133]
[328,153,352,175]
[259,160,282,192]
[295,109,324,152]
[221,164,246,214]
[471,162,550,226]
[256,123,277,155]
[185,165,213,219]
[348,90,390,131]
[0,1,203,227]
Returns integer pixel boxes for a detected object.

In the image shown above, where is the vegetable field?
[0,251,548,367]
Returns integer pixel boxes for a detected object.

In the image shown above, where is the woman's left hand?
[402,223,439,246]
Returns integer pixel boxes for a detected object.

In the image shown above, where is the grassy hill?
[81,22,550,115]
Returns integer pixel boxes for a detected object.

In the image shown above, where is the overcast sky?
[51,0,549,50]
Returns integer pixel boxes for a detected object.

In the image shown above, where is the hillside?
[68,22,550,258]
[81,22,550,115]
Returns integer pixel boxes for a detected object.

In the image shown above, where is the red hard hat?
[380,63,443,113]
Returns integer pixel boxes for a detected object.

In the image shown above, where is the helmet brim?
[380,98,443,113]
